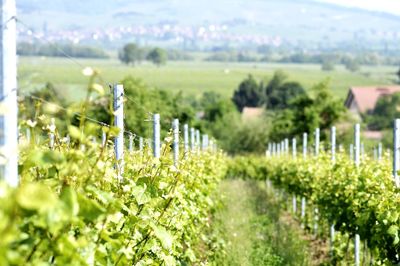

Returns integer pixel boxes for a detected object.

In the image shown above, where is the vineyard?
[3,0,400,265]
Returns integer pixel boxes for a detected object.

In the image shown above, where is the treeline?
[118,43,193,66]
[17,42,109,59]
[205,50,400,67]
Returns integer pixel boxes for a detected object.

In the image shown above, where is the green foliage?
[232,75,264,112]
[321,60,335,71]
[7,75,228,264]
[147,48,167,66]
[118,43,145,65]
[366,93,400,130]
[17,42,109,59]
[264,71,306,110]
[228,153,400,264]
[269,80,345,141]
[397,67,400,84]
[344,58,361,72]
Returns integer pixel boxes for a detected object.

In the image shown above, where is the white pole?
[354,124,360,266]
[173,119,179,166]
[190,127,195,151]
[114,84,124,178]
[26,128,30,144]
[315,128,320,156]
[153,114,161,158]
[393,119,400,187]
[350,144,354,161]
[303,133,307,159]
[378,142,382,161]
[183,124,189,155]
[331,126,336,162]
[285,138,289,155]
[139,136,144,152]
[0,0,18,186]
[330,126,336,255]
[195,129,200,152]
[292,138,297,158]
[129,134,133,152]
[49,118,55,149]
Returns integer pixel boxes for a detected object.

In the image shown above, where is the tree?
[366,92,400,130]
[344,59,360,72]
[397,67,400,84]
[264,71,306,110]
[269,80,345,140]
[147,48,167,66]
[232,75,264,112]
[118,43,144,65]
[321,60,335,71]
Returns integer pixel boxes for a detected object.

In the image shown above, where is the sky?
[318,0,400,15]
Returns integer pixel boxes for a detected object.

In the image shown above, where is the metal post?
[330,126,336,255]
[303,133,307,159]
[331,126,336,162]
[285,138,289,155]
[350,144,354,161]
[0,0,17,185]
[355,124,360,167]
[114,84,124,178]
[273,143,276,156]
[183,124,189,155]
[393,119,400,187]
[173,119,179,166]
[315,128,320,156]
[277,143,281,157]
[49,118,55,149]
[153,114,161,158]
[195,129,200,152]
[139,137,144,152]
[129,134,133,152]
[354,123,360,266]
[378,142,382,161]
[292,138,297,158]
[301,197,306,227]
[190,127,195,151]
[26,128,30,144]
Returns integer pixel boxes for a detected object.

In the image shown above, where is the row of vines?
[228,153,400,265]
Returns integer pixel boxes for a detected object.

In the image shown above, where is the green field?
[18,56,398,101]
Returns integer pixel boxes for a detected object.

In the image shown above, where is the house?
[344,86,400,117]
[241,107,264,120]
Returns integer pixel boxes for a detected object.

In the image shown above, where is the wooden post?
[114,84,124,178]
[0,0,18,186]
[153,114,160,158]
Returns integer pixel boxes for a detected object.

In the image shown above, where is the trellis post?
[114,84,124,179]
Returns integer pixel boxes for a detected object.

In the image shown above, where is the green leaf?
[132,184,151,205]
[68,125,81,140]
[77,194,105,221]
[60,186,79,216]
[387,225,398,236]
[16,183,57,212]
[151,224,173,250]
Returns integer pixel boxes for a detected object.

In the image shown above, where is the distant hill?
[16,0,400,48]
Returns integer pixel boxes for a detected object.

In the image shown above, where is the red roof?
[345,86,400,113]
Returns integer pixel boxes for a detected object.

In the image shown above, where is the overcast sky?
[318,0,400,15]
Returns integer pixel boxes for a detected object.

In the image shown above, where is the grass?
[214,179,318,265]
[18,56,398,101]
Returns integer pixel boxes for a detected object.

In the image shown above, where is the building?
[344,86,400,117]
[241,107,264,120]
